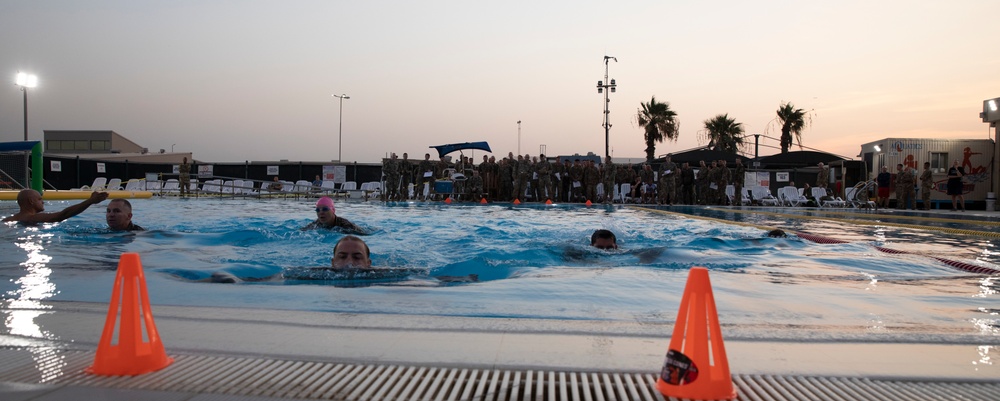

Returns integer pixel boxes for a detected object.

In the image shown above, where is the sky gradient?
[2,1,997,163]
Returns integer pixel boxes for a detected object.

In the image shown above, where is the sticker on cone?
[660,349,698,385]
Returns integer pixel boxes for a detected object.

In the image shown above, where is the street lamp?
[15,72,38,141]
[596,56,617,159]
[517,120,521,155]
[332,94,350,162]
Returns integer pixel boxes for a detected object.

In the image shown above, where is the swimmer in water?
[301,196,365,233]
[3,189,108,225]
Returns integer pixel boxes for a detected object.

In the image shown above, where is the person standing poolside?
[947,161,966,211]
[816,162,829,189]
[876,166,891,208]
[106,199,144,231]
[268,176,283,192]
[302,196,364,233]
[179,157,191,197]
[919,162,933,210]
[4,189,108,225]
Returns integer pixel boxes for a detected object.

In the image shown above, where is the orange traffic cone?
[655,267,736,400]
[480,198,487,204]
[545,199,553,205]
[585,200,592,206]
[444,197,452,204]
[513,199,521,205]
[87,253,173,376]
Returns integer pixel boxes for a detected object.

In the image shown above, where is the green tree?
[776,102,808,153]
[702,114,745,154]
[636,96,679,163]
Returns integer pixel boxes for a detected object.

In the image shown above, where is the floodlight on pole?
[332,94,350,162]
[15,72,38,142]
[596,56,617,159]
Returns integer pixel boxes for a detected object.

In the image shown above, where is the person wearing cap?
[301,196,364,232]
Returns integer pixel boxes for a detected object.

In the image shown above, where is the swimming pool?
[1,198,998,344]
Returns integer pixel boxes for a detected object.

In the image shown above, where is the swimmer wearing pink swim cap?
[301,196,364,233]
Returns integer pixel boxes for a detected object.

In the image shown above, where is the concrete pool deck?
[2,302,997,376]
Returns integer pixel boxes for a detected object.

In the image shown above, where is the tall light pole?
[596,56,617,159]
[15,72,38,141]
[332,94,350,161]
[517,120,521,155]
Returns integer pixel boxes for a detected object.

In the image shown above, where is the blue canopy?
[429,141,492,158]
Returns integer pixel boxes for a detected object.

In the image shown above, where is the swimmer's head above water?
[332,235,371,268]
[591,229,618,250]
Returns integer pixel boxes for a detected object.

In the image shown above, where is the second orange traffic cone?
[87,253,173,376]
[655,267,736,400]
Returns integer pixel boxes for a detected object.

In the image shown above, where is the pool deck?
[2,206,999,400]
[1,301,998,400]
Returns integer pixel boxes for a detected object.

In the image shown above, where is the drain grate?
[1,347,997,400]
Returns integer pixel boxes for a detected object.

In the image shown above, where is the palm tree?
[776,102,808,153]
[636,96,679,163]
[702,114,745,154]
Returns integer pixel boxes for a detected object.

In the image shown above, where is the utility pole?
[596,56,617,159]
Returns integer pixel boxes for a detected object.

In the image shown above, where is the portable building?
[859,138,994,206]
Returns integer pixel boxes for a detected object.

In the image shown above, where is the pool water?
[1,198,998,343]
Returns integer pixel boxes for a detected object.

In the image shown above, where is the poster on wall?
[323,165,347,184]
[50,160,62,172]
[96,163,106,173]
[755,171,769,187]
[776,172,789,182]
[267,166,279,175]
[198,165,213,177]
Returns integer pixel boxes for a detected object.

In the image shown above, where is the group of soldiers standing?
[380,152,749,205]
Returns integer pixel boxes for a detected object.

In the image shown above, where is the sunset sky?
[1,1,997,163]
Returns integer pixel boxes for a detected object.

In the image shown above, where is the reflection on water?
[974,346,994,371]
[3,231,67,382]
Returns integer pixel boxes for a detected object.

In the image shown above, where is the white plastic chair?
[321,180,337,194]
[123,179,144,191]
[779,186,807,207]
[78,177,107,191]
[161,179,180,195]
[619,183,632,203]
[106,178,122,191]
[145,180,162,192]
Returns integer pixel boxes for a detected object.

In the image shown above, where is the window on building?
[46,140,61,150]
[74,140,89,150]
[91,140,110,151]
[930,152,948,174]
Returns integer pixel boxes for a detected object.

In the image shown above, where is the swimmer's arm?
[25,192,109,223]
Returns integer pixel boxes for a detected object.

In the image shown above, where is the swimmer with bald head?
[3,189,108,225]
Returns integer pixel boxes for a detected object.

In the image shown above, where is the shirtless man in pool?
[3,189,108,225]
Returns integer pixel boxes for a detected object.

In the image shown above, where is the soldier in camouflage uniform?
[399,153,413,199]
[468,169,484,201]
[499,157,513,201]
[717,160,731,205]
[418,153,435,200]
[537,154,553,201]
[584,160,600,202]
[732,158,746,206]
[697,160,710,205]
[601,156,616,203]
[382,153,399,201]
[552,157,564,202]
[658,155,677,205]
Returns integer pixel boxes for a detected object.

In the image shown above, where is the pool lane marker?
[647,206,1000,239]
[794,232,1000,275]
[633,206,1000,276]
